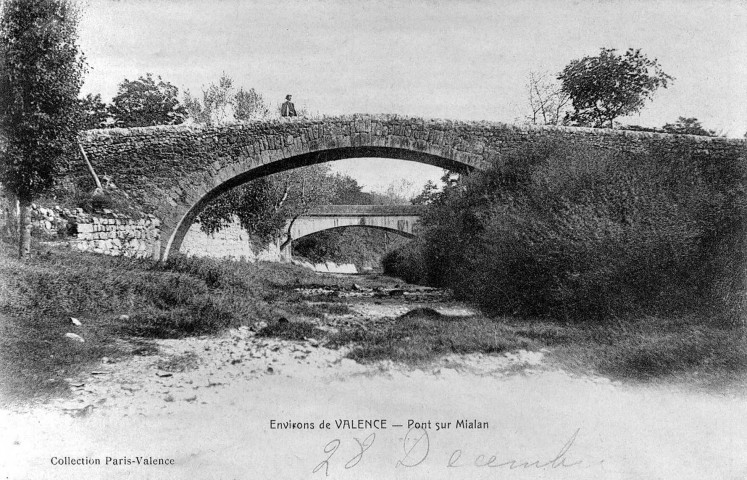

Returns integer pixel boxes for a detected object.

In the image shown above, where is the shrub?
[381,241,429,284]
[397,140,746,323]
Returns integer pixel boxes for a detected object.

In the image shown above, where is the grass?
[556,316,747,386]
[325,308,747,389]
[1,239,745,405]
[327,308,535,363]
[0,241,363,405]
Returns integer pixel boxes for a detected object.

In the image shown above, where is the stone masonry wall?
[181,218,282,262]
[31,204,160,258]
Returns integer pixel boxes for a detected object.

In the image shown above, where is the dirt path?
[1,287,746,479]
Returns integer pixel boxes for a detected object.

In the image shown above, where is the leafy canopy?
[109,73,186,127]
[197,164,339,243]
[662,117,717,137]
[0,0,86,201]
[559,48,673,128]
[77,93,109,130]
[184,72,270,126]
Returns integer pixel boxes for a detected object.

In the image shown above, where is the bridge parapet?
[302,204,427,217]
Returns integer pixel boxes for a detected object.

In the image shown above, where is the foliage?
[381,240,428,284]
[380,178,417,204]
[0,0,86,257]
[387,140,746,323]
[109,73,186,127]
[662,117,718,137]
[559,48,673,128]
[0,0,86,201]
[327,173,371,204]
[294,227,409,269]
[327,309,532,364]
[77,93,110,130]
[197,164,338,244]
[411,171,459,206]
[525,70,571,125]
[183,72,270,125]
[0,243,373,403]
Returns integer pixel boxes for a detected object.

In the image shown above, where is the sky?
[77,0,747,192]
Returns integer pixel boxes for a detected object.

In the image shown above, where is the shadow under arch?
[164,146,466,259]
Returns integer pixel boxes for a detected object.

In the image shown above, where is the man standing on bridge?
[281,94,297,117]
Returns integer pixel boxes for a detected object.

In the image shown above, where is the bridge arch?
[292,224,416,242]
[75,114,745,260]
[286,205,424,249]
[165,146,459,259]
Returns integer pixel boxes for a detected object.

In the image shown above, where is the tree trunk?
[280,214,300,253]
[18,197,32,259]
[3,191,19,239]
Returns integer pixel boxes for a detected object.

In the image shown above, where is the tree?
[78,93,110,130]
[558,48,673,128]
[184,72,270,126]
[662,117,717,137]
[411,180,441,205]
[196,164,338,247]
[233,86,270,121]
[0,0,86,258]
[411,171,460,207]
[109,73,186,127]
[525,70,571,126]
[327,173,369,204]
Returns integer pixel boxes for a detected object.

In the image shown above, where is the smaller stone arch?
[287,205,423,241]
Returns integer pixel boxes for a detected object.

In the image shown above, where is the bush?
[294,227,410,271]
[381,241,429,284]
[395,140,746,323]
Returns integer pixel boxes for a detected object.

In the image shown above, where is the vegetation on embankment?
[384,140,747,325]
[0,242,371,405]
[373,139,747,388]
[326,308,747,390]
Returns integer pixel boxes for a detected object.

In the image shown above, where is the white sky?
[78,0,747,192]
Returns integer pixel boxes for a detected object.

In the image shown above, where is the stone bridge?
[72,114,746,260]
[288,204,424,242]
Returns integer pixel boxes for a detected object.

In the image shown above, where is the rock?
[71,405,95,418]
[118,314,130,321]
[70,317,82,326]
[308,339,319,348]
[156,372,173,378]
[64,332,85,343]
[389,289,405,297]
[266,366,274,374]
[352,283,363,291]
